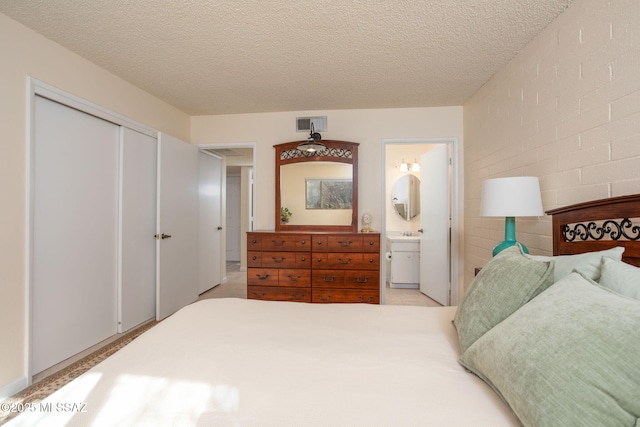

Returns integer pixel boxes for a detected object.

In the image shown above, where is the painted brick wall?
[463,0,640,290]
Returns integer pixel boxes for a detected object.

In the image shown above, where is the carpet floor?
[0,320,157,426]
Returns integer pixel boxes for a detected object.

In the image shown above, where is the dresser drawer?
[279,269,311,287]
[295,235,312,250]
[313,270,379,289]
[312,270,346,287]
[312,235,328,252]
[261,251,298,268]
[247,235,263,251]
[362,235,381,252]
[312,289,380,304]
[328,235,363,252]
[247,251,262,267]
[295,252,312,268]
[262,235,298,251]
[344,271,379,289]
[247,268,279,286]
[327,253,380,270]
[312,253,328,267]
[248,286,311,302]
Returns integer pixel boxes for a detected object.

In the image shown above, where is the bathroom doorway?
[381,138,461,306]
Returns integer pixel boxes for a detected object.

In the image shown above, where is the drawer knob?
[322,275,336,282]
[251,292,266,298]
[338,258,352,264]
[355,276,369,283]
[272,240,286,246]
[287,274,301,282]
[300,240,306,244]
[368,258,375,263]
[300,257,306,262]
[272,257,285,263]
[318,295,332,301]
[358,296,373,303]
[338,240,352,247]
[291,293,306,300]
[256,273,271,280]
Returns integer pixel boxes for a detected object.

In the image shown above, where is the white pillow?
[598,257,640,300]
[526,246,625,282]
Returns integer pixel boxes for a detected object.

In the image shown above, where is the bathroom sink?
[386,233,420,243]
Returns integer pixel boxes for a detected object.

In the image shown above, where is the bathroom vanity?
[387,233,420,288]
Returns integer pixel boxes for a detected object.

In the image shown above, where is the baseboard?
[0,376,28,401]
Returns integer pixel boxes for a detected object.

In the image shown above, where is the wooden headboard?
[547,194,640,267]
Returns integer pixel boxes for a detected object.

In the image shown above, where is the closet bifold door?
[32,96,119,374]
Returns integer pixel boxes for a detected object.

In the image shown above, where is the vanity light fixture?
[297,123,326,153]
[399,158,419,172]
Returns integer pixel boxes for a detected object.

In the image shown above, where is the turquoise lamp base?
[492,216,529,256]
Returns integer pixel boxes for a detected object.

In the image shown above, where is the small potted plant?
[280,207,292,224]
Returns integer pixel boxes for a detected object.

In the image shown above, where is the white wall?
[463,0,640,290]
[0,13,190,396]
[191,107,464,234]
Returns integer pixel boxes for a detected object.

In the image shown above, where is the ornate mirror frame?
[275,140,359,232]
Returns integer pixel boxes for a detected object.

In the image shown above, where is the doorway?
[198,145,256,276]
[381,138,461,306]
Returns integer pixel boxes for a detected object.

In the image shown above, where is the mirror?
[392,174,420,220]
[275,140,359,232]
[281,162,352,226]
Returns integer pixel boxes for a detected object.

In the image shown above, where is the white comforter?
[9,299,517,426]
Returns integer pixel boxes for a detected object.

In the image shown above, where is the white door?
[120,128,157,332]
[157,133,199,320]
[32,96,119,374]
[226,175,241,261]
[198,152,223,294]
[419,144,450,305]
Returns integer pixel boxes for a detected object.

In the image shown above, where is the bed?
[5,194,640,426]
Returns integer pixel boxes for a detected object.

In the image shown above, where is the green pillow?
[526,246,624,281]
[599,257,640,300]
[460,272,640,427]
[453,245,553,354]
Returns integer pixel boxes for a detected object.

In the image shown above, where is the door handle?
[418,229,424,233]
[155,233,172,240]
[217,226,223,230]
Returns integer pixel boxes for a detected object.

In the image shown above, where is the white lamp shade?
[480,176,544,217]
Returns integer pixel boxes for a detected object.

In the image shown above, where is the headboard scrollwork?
[562,218,640,242]
[547,194,640,267]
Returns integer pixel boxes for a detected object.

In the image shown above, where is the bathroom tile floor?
[199,262,442,307]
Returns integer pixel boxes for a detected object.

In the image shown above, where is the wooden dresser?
[247,231,380,304]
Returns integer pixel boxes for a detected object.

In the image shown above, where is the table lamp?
[480,176,543,256]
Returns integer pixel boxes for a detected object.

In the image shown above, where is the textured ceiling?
[0,0,573,115]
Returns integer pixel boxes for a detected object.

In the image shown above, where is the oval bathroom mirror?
[392,174,420,220]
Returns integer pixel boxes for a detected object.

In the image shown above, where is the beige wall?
[191,107,464,234]
[463,0,640,289]
[0,13,190,393]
